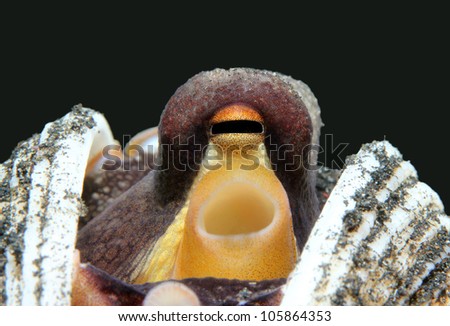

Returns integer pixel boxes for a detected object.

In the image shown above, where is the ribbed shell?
[0,106,116,305]
[282,141,450,305]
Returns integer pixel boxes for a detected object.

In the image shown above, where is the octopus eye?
[208,104,265,147]
[210,120,264,135]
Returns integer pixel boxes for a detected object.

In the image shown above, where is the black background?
[2,5,448,211]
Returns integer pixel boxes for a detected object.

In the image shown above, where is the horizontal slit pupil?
[211,120,263,135]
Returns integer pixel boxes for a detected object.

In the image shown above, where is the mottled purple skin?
[77,68,319,283]
[81,157,153,228]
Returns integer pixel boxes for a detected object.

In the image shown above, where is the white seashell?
[282,141,450,305]
[1,106,117,305]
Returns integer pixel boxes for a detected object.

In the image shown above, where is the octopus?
[73,68,323,305]
[2,68,448,306]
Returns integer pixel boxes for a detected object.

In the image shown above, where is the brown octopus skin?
[76,68,320,285]
[72,262,286,306]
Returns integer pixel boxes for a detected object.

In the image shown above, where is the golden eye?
[209,104,265,147]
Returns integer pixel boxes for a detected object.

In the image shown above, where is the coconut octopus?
[1,68,449,306]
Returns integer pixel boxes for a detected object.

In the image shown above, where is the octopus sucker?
[124,126,159,158]
[1,68,449,306]
[142,281,200,306]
